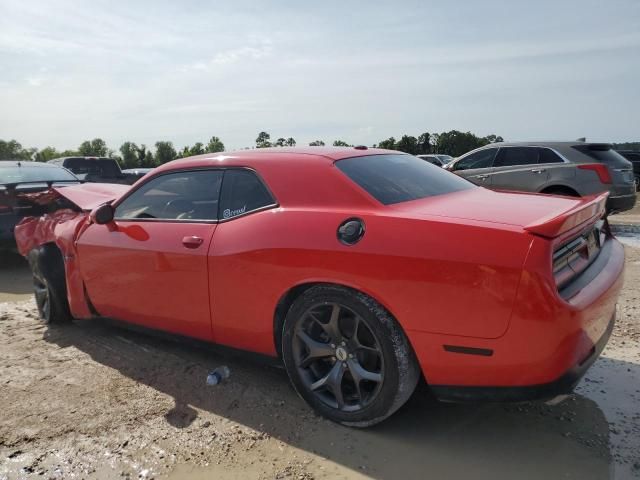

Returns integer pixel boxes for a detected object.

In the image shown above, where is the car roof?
[0,160,66,168]
[477,141,613,149]
[50,156,114,161]
[154,146,398,173]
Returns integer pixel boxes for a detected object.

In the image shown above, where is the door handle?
[182,236,204,249]
[530,168,546,174]
[475,174,489,180]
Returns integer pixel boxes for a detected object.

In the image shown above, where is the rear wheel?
[281,285,420,427]
[27,246,71,324]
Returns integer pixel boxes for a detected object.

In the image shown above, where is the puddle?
[615,233,640,248]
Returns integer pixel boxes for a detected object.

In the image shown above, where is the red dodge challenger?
[13,147,623,426]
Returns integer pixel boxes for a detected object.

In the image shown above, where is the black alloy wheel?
[292,302,384,412]
[282,285,420,427]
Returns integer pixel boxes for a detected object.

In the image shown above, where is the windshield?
[336,154,474,205]
[64,158,121,177]
[0,164,78,185]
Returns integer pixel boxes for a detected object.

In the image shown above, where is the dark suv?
[616,151,640,191]
[445,142,637,213]
[48,156,130,184]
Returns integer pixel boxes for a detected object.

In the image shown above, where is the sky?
[1,0,639,152]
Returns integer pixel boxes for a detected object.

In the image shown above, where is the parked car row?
[442,142,636,213]
[121,168,154,182]
[47,156,150,185]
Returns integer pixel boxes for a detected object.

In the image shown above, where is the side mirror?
[91,203,115,225]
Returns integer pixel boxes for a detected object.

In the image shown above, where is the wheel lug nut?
[341,341,346,346]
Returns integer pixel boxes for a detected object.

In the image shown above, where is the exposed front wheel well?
[29,243,66,282]
[27,242,71,324]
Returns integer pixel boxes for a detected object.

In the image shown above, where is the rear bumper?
[431,310,615,402]
[411,237,624,402]
[607,193,636,213]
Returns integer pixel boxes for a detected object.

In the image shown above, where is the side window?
[115,170,223,221]
[538,148,564,164]
[494,147,539,167]
[453,149,497,171]
[219,169,275,220]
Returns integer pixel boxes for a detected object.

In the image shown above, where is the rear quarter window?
[336,154,474,205]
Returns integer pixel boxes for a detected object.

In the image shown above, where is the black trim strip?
[443,345,494,357]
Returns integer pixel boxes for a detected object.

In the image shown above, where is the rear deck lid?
[390,187,607,237]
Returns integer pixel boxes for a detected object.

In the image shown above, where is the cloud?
[212,44,272,65]
[184,41,273,72]
[26,76,44,87]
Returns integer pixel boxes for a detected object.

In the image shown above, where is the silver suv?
[445,142,637,213]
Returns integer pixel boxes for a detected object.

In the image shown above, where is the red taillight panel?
[578,164,612,184]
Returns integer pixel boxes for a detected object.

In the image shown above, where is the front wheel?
[27,247,72,325]
[281,285,420,427]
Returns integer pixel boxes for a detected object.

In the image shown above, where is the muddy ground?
[0,245,639,479]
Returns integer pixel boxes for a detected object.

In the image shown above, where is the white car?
[416,154,454,167]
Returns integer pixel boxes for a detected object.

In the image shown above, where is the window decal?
[223,205,247,219]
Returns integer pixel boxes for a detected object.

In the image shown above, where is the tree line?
[0,137,226,169]
[9,131,634,169]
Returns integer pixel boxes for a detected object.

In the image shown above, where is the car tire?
[27,246,72,325]
[281,285,420,427]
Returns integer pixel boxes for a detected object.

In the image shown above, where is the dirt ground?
[0,245,639,479]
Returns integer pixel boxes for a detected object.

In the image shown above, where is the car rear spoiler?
[523,192,608,238]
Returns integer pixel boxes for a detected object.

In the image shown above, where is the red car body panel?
[14,147,624,397]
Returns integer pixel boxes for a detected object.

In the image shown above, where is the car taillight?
[553,221,604,292]
[578,164,612,184]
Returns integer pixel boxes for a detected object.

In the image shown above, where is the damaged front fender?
[13,183,128,319]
